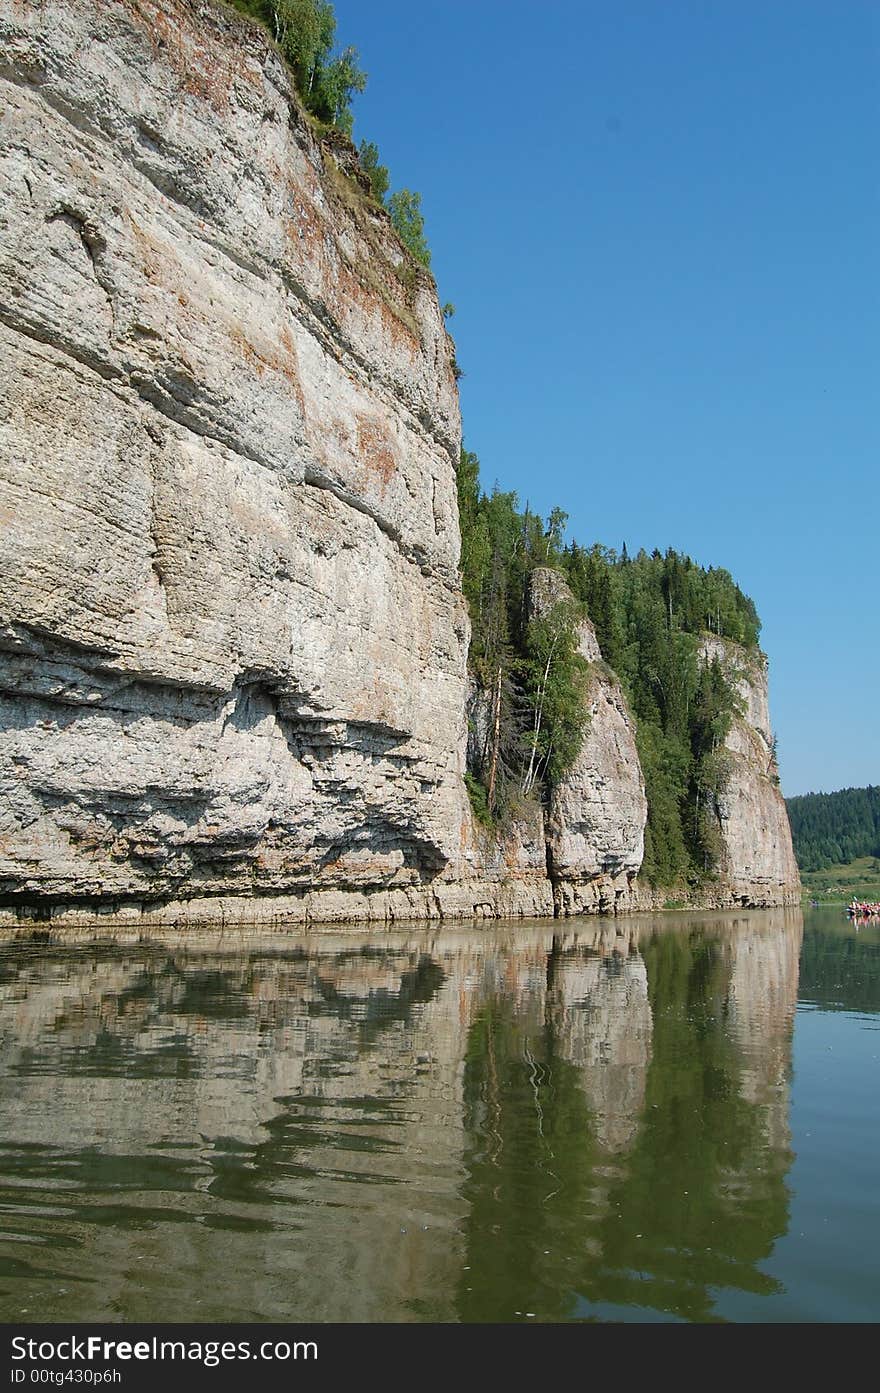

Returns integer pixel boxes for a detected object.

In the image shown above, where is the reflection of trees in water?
[458,913,802,1322]
[583,924,797,1322]
[798,913,880,1013]
[0,913,802,1322]
[460,984,603,1321]
[547,945,652,1155]
[309,953,446,1040]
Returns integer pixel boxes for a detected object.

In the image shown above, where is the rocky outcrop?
[0,0,797,927]
[698,637,800,906]
[0,0,482,919]
[527,570,648,916]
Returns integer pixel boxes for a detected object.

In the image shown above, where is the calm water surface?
[0,907,876,1323]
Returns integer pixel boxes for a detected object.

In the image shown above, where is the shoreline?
[0,877,801,937]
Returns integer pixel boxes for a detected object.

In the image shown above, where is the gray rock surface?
[527,570,648,915]
[697,637,800,906]
[0,0,479,915]
[0,0,798,926]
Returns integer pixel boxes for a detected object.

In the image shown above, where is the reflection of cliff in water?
[458,909,803,1322]
[0,936,482,1321]
[547,928,653,1155]
[0,911,802,1323]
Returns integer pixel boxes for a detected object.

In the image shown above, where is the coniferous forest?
[786,786,880,871]
[457,451,762,888]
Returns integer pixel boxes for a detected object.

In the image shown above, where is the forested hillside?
[457,450,762,888]
[786,786,880,871]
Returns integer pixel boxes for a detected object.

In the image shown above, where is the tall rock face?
[698,637,800,907]
[0,1,797,925]
[0,0,474,921]
[527,570,648,916]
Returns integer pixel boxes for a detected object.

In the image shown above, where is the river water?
[0,906,876,1323]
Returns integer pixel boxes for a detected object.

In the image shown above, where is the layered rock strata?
[696,637,800,907]
[0,0,798,926]
[0,0,482,921]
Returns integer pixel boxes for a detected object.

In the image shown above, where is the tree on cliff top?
[457,448,758,886]
[455,450,589,819]
[386,190,431,268]
[233,1,366,132]
[520,599,589,794]
[358,140,390,203]
[234,4,434,269]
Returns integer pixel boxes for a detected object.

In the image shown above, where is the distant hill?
[786,785,880,871]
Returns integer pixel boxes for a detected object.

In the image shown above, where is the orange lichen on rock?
[122,0,263,113]
[357,418,396,490]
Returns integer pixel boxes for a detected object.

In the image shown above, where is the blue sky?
[333,0,878,797]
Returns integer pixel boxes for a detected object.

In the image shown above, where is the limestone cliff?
[0,0,480,922]
[0,0,797,925]
[696,636,800,907]
[527,569,648,916]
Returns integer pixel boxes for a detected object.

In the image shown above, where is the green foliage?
[563,541,623,668]
[564,542,760,657]
[387,189,431,267]
[800,855,880,905]
[233,5,436,277]
[232,2,365,132]
[464,772,493,827]
[358,140,389,203]
[456,450,587,818]
[353,141,435,274]
[635,723,691,885]
[560,542,752,885]
[457,451,754,882]
[786,785,880,871]
[520,601,589,791]
[314,45,366,133]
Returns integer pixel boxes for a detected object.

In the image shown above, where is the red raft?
[847,900,880,918]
